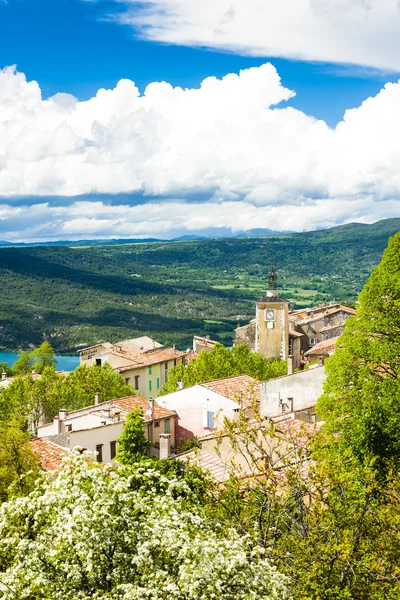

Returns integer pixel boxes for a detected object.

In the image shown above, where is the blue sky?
[1,0,397,126]
[0,0,400,240]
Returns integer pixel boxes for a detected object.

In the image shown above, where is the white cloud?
[110,0,400,71]
[0,63,399,239]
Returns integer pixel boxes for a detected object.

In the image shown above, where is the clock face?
[266,310,275,320]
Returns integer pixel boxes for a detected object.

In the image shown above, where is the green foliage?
[116,408,151,464]
[317,232,400,473]
[0,451,289,599]
[0,363,135,429]
[12,350,34,375]
[0,363,12,378]
[13,341,57,375]
[0,418,40,503]
[159,343,287,395]
[0,218,398,353]
[205,405,400,599]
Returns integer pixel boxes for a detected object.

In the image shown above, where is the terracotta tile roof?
[117,347,187,371]
[112,396,177,420]
[175,449,230,482]
[296,305,355,326]
[38,396,176,430]
[31,438,70,471]
[320,322,346,333]
[289,330,303,338]
[305,337,338,356]
[201,375,259,407]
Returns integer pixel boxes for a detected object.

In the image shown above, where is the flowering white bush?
[0,451,289,599]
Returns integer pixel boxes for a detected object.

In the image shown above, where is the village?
[18,267,355,478]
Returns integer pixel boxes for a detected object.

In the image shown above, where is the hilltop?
[0,218,398,353]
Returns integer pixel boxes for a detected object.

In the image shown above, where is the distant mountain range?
[0,219,398,247]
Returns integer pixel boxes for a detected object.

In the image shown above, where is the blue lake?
[0,351,80,372]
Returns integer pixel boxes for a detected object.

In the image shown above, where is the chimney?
[177,379,184,391]
[1,371,6,380]
[94,393,101,405]
[152,338,156,349]
[53,416,61,434]
[59,409,67,421]
[287,356,294,376]
[103,408,111,419]
[159,433,171,460]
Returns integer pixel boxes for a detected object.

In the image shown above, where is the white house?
[159,375,259,442]
[259,365,326,421]
[36,394,177,462]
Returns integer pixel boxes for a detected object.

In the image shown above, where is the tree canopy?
[159,343,287,395]
[317,232,400,473]
[0,363,135,430]
[116,408,151,464]
[0,451,288,600]
[13,341,57,375]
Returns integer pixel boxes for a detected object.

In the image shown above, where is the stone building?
[234,269,302,369]
[289,303,355,354]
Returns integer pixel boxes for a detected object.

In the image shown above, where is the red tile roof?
[31,438,70,471]
[305,337,338,356]
[112,396,177,420]
[201,375,259,407]
[117,347,187,371]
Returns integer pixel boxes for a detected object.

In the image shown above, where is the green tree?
[205,402,400,599]
[0,451,288,600]
[317,232,400,473]
[116,408,151,464]
[12,350,34,375]
[0,418,40,503]
[159,343,287,395]
[0,363,13,378]
[30,341,57,373]
[12,342,57,375]
[0,363,135,430]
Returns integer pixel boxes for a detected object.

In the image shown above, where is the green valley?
[0,218,399,353]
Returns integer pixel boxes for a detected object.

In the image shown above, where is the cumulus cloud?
[109,0,400,71]
[0,62,399,240]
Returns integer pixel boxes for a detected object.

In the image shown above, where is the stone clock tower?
[255,268,289,361]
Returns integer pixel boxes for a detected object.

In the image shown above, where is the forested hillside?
[0,218,398,352]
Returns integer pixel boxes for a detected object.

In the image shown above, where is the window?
[95,358,102,366]
[309,338,318,346]
[165,362,168,371]
[124,377,130,384]
[66,423,72,433]
[207,411,215,428]
[96,444,103,463]
[156,377,160,389]
[149,366,152,375]
[134,375,140,389]
[110,441,116,460]
[173,359,177,367]
[203,410,215,428]
[154,420,160,428]
[164,419,171,434]
[149,380,152,392]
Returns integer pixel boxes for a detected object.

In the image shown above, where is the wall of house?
[160,385,240,442]
[234,320,256,350]
[260,366,326,417]
[43,415,176,462]
[121,358,183,399]
[80,349,132,369]
[64,421,125,462]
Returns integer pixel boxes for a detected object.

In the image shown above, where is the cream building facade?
[78,336,187,399]
[36,395,177,462]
